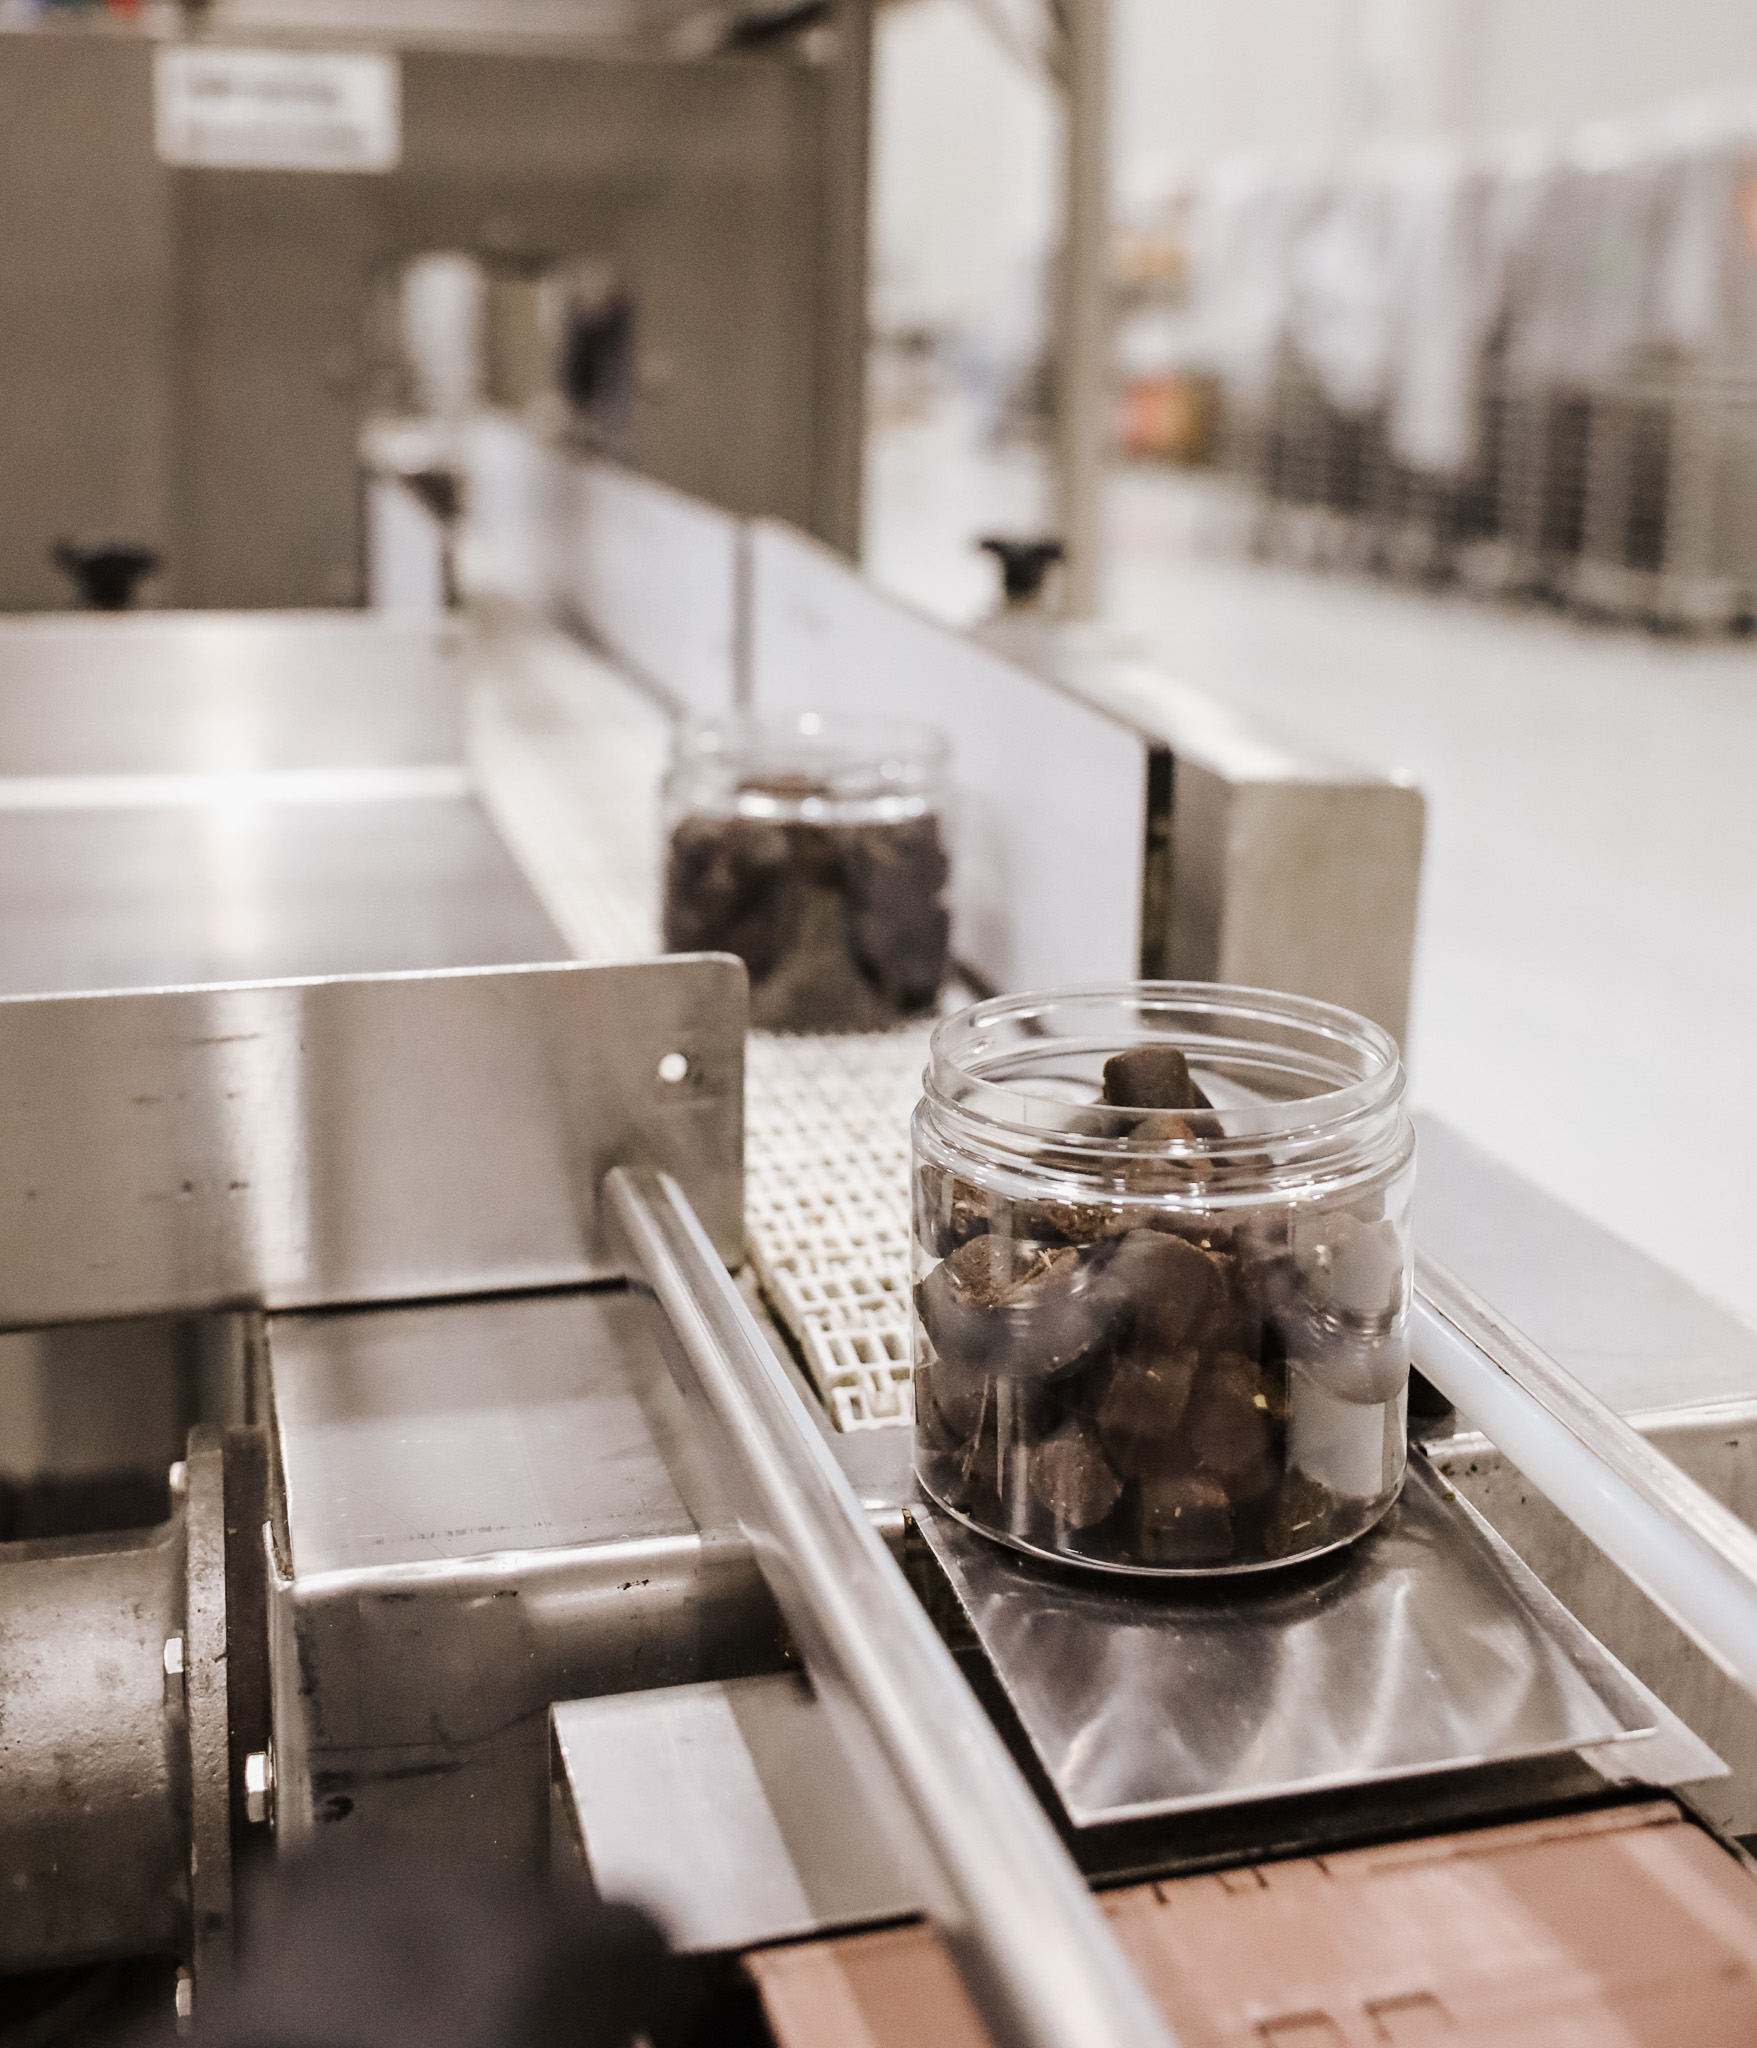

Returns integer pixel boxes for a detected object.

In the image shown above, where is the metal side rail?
[604,1167,1180,2048]
[1414,1253,1757,1704]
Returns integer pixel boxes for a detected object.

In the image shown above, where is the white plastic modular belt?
[745,1029,931,1432]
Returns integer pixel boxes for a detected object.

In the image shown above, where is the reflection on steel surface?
[0,793,567,997]
[0,614,464,777]
[0,957,745,1328]
[917,1459,1673,1829]
[552,1674,922,1951]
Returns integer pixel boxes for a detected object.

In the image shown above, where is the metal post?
[1057,0,1111,620]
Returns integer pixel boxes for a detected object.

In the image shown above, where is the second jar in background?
[662,709,951,1033]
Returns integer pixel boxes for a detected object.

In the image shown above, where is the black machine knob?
[977,534,1065,606]
[51,540,160,612]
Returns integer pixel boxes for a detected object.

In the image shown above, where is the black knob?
[52,540,160,612]
[977,535,1064,605]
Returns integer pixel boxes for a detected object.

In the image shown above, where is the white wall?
[870,0,1058,338]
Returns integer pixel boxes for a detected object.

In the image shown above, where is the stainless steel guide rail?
[605,1166,1181,2048]
[1413,1253,1757,1705]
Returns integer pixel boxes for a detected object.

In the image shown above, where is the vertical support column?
[1057,0,1110,620]
[816,0,875,560]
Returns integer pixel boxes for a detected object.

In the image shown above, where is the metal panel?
[1415,1115,1757,1418]
[264,1286,786,1860]
[981,633,1425,1048]
[551,1674,920,1949]
[0,613,464,775]
[915,1459,1714,1831]
[0,24,868,608]
[746,521,1149,994]
[559,458,740,714]
[0,793,566,998]
[0,956,745,1328]
[269,1290,697,1577]
[606,1167,1180,2048]
[1433,1406,1757,1837]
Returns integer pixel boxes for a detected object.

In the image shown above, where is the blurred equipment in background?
[51,539,160,612]
[1139,95,1757,632]
[0,0,871,612]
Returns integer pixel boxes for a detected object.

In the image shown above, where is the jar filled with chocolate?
[912,984,1415,1575]
[662,710,951,1033]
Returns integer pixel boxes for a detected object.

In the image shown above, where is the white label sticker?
[154,47,401,174]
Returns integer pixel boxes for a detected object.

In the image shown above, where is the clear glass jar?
[663,709,951,1034]
[912,984,1415,1576]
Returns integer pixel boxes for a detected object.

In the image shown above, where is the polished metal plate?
[551,1674,920,1952]
[0,792,566,997]
[0,956,745,1326]
[270,1289,697,1576]
[917,1458,1673,1828]
[0,612,462,777]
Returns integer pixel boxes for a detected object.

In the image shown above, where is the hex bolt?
[244,1746,276,1828]
[168,1459,188,1502]
[162,1634,185,1709]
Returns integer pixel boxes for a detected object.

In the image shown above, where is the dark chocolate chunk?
[1028,1421,1124,1529]
[915,1235,1127,1379]
[747,878,894,1033]
[663,815,800,982]
[1102,1229,1227,1352]
[1263,1470,1342,1559]
[1184,1350,1276,1485]
[1095,1345,1200,1476]
[1101,1045,1214,1112]
[1136,1470,1234,1565]
[662,810,950,1031]
[914,1353,990,1449]
[917,1162,992,1260]
[842,818,952,1012]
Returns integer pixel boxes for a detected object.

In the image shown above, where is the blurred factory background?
[866,0,1757,1331]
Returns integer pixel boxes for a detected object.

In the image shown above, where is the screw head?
[244,1747,275,1828]
[174,1967,194,2027]
[168,1460,187,1501]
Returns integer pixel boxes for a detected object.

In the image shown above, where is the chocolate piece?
[1185,1351,1276,1486]
[1136,1470,1234,1565]
[1102,1229,1227,1351]
[1028,1421,1124,1529]
[663,816,799,982]
[915,1236,1125,1379]
[1009,1197,1125,1248]
[1095,1346,1200,1476]
[843,817,952,1012]
[662,810,950,1032]
[916,1163,991,1260]
[1263,1470,1343,1559]
[913,1354,990,1449]
[749,879,897,1033]
[1101,1045,1214,1112]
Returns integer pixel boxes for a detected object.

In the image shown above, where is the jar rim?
[676,706,948,770]
[925,981,1404,1157]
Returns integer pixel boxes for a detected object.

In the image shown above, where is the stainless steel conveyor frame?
[607,1167,1180,2048]
[1414,1259,1757,1705]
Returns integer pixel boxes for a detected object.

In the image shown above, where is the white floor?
[865,405,1757,1332]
